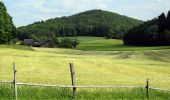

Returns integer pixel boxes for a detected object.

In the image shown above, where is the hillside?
[17,9,143,40]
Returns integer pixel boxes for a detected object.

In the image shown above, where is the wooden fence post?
[146,78,149,98]
[13,63,17,100]
[69,63,76,98]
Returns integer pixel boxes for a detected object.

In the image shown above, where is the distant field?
[75,36,170,51]
[58,36,104,43]
[0,36,170,99]
[58,36,170,51]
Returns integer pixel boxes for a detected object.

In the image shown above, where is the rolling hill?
[17,9,143,40]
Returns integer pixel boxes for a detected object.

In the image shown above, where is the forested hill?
[17,10,143,40]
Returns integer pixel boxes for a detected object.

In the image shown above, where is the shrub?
[59,38,79,48]
[53,37,60,47]
[10,38,20,45]
[72,39,79,48]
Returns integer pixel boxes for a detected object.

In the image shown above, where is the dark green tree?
[123,11,170,46]
[166,10,170,30]
[158,13,166,33]
[0,2,16,44]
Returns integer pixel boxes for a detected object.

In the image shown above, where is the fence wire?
[0,80,13,83]
[12,82,145,89]
[150,87,170,92]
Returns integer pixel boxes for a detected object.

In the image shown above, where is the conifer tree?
[0,2,16,44]
[166,10,170,31]
[158,13,166,33]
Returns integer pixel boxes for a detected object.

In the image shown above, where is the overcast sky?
[1,0,170,27]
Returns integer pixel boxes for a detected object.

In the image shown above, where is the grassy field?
[75,36,170,51]
[0,36,170,99]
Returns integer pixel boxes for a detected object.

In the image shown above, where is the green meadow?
[0,36,170,99]
[76,36,170,51]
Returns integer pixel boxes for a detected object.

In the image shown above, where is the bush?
[59,38,79,48]
[53,37,60,47]
[10,38,20,45]
[72,39,79,48]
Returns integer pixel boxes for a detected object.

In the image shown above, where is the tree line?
[123,11,170,46]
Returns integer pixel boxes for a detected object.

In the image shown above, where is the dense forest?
[123,11,170,46]
[0,2,16,44]
[17,10,142,40]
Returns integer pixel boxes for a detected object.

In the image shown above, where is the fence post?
[69,63,76,98]
[13,63,17,100]
[146,78,149,98]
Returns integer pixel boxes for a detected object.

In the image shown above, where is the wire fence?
[0,81,144,89]
[0,63,170,100]
[150,87,170,92]
[0,80,13,83]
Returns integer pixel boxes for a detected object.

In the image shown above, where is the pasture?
[76,36,170,51]
[0,36,170,99]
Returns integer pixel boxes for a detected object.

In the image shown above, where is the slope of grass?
[0,45,169,89]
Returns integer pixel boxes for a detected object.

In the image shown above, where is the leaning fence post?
[13,63,17,100]
[69,63,76,98]
[146,78,149,98]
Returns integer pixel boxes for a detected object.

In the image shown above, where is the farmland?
[0,37,170,99]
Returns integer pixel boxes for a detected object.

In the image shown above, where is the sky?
[1,0,170,27]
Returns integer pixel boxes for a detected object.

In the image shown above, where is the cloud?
[2,0,170,27]
[10,0,114,26]
[107,0,170,20]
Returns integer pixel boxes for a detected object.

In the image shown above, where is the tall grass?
[0,84,170,100]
